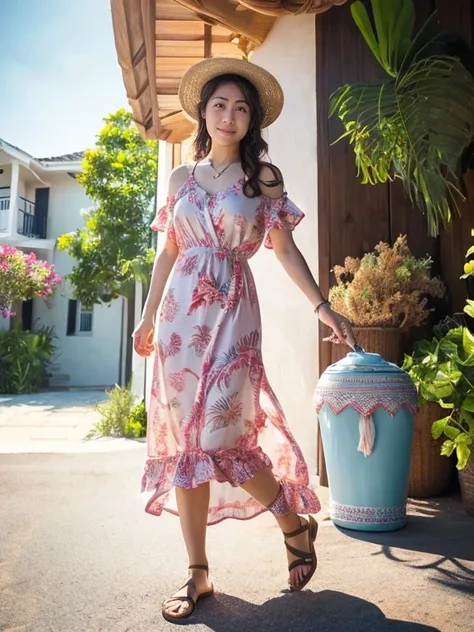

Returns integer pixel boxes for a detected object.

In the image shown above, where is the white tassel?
[358,414,375,456]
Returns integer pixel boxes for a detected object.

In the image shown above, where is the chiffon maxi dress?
[141,169,321,524]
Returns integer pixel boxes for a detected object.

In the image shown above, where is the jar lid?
[314,346,417,417]
[327,348,401,374]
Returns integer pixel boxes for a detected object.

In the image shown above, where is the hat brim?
[178,58,284,129]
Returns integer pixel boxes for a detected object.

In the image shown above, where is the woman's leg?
[162,482,212,616]
[241,468,316,587]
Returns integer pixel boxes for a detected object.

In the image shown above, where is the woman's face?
[203,81,251,148]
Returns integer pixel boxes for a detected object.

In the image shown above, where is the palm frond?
[330,53,474,236]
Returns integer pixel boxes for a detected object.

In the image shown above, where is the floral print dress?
[142,170,321,525]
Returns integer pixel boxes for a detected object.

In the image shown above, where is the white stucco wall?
[0,164,11,188]
[32,173,123,387]
[250,14,319,474]
[16,177,26,199]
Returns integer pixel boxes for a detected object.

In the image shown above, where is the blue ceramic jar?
[314,349,417,532]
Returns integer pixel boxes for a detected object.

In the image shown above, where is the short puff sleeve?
[261,193,305,249]
[150,195,177,243]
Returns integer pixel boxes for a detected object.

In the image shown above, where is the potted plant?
[330,0,474,237]
[328,234,445,364]
[401,322,457,498]
[403,318,474,512]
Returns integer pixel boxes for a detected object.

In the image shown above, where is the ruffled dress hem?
[142,447,321,526]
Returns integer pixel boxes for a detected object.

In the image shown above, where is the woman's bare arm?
[260,165,355,347]
[141,165,188,322]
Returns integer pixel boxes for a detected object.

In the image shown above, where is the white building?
[0,138,125,389]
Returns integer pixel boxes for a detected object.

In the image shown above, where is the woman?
[133,58,355,622]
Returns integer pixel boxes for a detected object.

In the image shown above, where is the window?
[67,299,93,336]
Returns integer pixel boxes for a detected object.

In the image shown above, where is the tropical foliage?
[330,0,474,236]
[0,325,57,394]
[402,326,474,470]
[402,233,474,470]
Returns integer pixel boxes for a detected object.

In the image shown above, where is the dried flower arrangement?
[328,235,445,328]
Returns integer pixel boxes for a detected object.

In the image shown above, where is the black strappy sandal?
[161,564,214,622]
[283,516,319,591]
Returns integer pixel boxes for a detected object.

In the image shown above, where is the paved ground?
[0,391,143,454]
[0,392,473,632]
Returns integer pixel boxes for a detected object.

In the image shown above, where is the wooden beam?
[204,24,212,58]
[141,0,161,139]
[174,0,275,47]
[111,0,161,139]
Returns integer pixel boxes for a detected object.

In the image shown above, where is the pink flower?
[0,248,62,310]
[0,245,17,257]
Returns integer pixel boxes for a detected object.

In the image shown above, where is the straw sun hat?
[178,58,284,128]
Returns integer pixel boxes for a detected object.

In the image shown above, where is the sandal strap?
[284,540,314,561]
[188,564,209,572]
[283,521,309,539]
[163,595,196,608]
[288,558,313,572]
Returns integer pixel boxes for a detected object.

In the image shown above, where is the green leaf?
[423,382,454,400]
[388,0,415,70]
[464,299,474,319]
[438,400,455,409]
[460,409,474,436]
[371,0,391,72]
[463,327,474,353]
[442,426,460,440]
[431,416,451,439]
[465,245,474,257]
[439,338,460,360]
[462,396,474,413]
[351,1,385,72]
[440,440,455,457]
[455,433,473,445]
[456,443,471,470]
[401,353,413,371]
[436,363,462,384]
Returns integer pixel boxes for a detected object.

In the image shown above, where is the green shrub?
[125,400,147,438]
[0,325,56,394]
[87,383,147,439]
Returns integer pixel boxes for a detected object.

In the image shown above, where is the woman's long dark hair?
[192,73,282,197]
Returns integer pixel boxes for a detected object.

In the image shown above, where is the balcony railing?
[0,195,47,239]
[17,196,46,239]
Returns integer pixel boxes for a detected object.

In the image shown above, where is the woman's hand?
[132,316,155,357]
[318,304,356,349]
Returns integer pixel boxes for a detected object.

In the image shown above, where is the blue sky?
[0,0,129,158]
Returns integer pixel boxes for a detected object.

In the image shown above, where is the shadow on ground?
[337,495,474,596]
[0,390,107,411]
[169,590,441,631]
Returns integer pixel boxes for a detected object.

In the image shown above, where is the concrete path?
[0,448,472,632]
[0,391,473,631]
[0,390,144,454]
